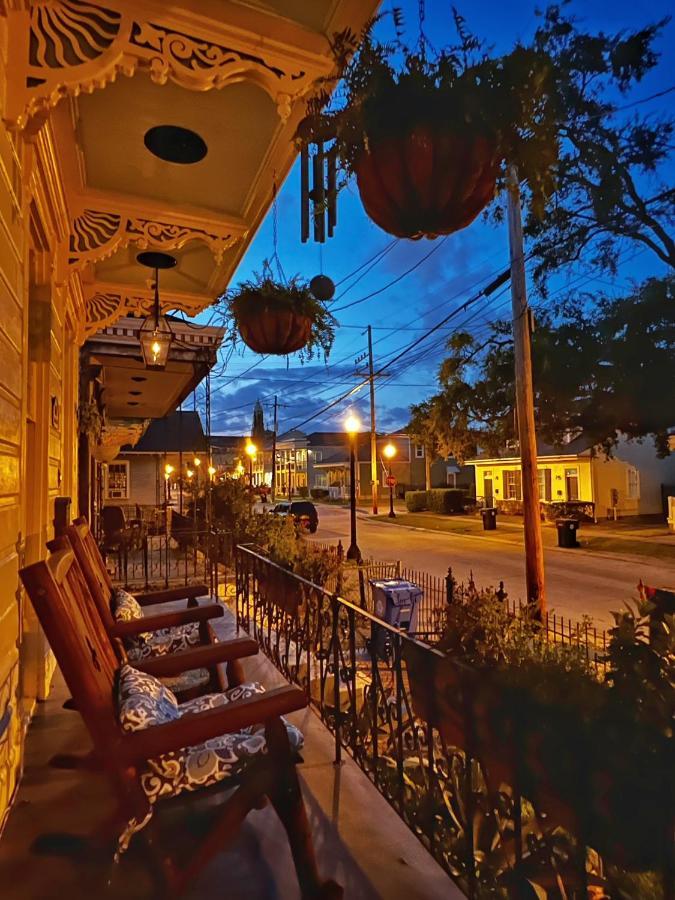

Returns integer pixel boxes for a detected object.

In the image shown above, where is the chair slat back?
[20,549,120,750]
[65,520,115,630]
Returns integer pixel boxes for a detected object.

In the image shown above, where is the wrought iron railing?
[104,526,232,596]
[234,544,672,900]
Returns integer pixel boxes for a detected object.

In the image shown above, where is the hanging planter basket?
[298,16,557,240]
[353,124,499,240]
[238,307,312,355]
[219,272,336,361]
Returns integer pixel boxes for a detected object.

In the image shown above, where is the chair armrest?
[111,604,223,637]
[118,685,307,762]
[134,584,209,606]
[134,638,258,677]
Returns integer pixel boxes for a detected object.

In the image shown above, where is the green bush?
[297,485,309,497]
[427,488,467,514]
[405,490,427,512]
[310,488,329,499]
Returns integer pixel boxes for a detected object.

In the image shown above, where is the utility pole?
[507,164,546,618]
[367,325,378,515]
[271,395,278,502]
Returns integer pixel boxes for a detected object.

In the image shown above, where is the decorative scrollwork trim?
[6,1,326,131]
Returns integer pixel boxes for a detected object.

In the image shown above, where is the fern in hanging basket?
[299,11,558,239]
[219,272,337,360]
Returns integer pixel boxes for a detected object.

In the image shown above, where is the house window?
[537,468,552,501]
[504,469,522,500]
[415,444,425,459]
[314,451,322,462]
[106,462,129,500]
[626,466,640,499]
[565,468,579,501]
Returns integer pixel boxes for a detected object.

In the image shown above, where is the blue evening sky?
[205,0,674,438]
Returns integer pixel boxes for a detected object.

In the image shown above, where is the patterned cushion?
[115,665,304,853]
[112,587,151,647]
[127,621,202,662]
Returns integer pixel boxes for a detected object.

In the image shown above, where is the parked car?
[271,501,319,533]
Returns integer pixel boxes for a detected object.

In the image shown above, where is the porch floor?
[0,601,458,899]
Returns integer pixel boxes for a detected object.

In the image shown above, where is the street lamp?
[344,414,362,561]
[208,465,216,478]
[245,440,257,507]
[383,442,397,518]
[137,254,176,370]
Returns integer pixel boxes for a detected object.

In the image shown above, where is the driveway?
[307,505,675,627]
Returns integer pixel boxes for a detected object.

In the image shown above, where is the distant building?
[108,410,208,509]
[468,434,675,519]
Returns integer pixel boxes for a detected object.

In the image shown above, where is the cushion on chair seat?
[115,664,303,853]
[112,589,203,660]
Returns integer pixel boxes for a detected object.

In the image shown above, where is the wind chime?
[299,120,338,245]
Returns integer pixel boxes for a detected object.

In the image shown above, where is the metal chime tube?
[300,144,310,243]
[313,141,325,243]
[327,145,337,237]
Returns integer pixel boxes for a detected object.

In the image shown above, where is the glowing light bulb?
[383,443,397,460]
[344,414,361,434]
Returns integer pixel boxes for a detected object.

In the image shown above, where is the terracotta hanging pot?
[223,274,336,360]
[353,126,499,240]
[237,306,313,355]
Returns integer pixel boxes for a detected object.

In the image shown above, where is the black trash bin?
[556,517,579,548]
[481,507,497,530]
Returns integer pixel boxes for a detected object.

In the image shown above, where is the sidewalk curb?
[362,514,675,571]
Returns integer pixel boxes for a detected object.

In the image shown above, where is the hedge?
[427,488,467,514]
[405,490,427,512]
[310,488,330,500]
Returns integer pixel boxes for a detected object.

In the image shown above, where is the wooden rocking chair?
[47,531,246,698]
[53,518,236,693]
[20,548,341,898]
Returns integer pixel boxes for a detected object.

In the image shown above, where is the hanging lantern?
[137,252,176,370]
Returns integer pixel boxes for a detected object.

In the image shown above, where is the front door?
[484,478,493,507]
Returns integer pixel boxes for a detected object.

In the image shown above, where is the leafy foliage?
[302,9,559,215]
[416,275,675,458]
[216,269,337,362]
[524,5,674,286]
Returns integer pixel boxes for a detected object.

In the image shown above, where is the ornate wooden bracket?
[82,281,212,337]
[3,0,328,133]
[57,194,245,283]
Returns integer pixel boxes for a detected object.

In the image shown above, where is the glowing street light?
[164,463,174,476]
[186,468,194,479]
[208,465,216,478]
[193,457,201,467]
[344,413,362,561]
[383,442,397,518]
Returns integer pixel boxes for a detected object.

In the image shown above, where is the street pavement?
[306,505,675,627]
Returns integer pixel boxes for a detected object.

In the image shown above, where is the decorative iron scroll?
[5,0,323,130]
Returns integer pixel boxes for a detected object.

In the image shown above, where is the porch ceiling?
[3,0,380,337]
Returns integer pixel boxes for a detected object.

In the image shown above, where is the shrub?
[310,488,329,500]
[405,490,427,512]
[427,488,467,515]
[297,485,309,498]
[542,500,595,523]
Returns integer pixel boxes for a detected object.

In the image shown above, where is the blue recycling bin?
[369,578,423,659]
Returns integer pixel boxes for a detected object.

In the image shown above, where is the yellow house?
[0,0,378,833]
[469,435,675,520]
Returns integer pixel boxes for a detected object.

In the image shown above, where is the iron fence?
[235,544,673,900]
[309,539,608,667]
[104,526,232,597]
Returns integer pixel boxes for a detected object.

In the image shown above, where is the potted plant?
[299,13,557,239]
[218,269,336,359]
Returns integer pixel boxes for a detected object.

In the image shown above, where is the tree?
[523,6,674,288]
[408,401,439,490]
[421,276,675,458]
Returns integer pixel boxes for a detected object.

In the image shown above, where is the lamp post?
[344,414,362,561]
[164,462,174,505]
[245,440,257,509]
[383,442,397,518]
